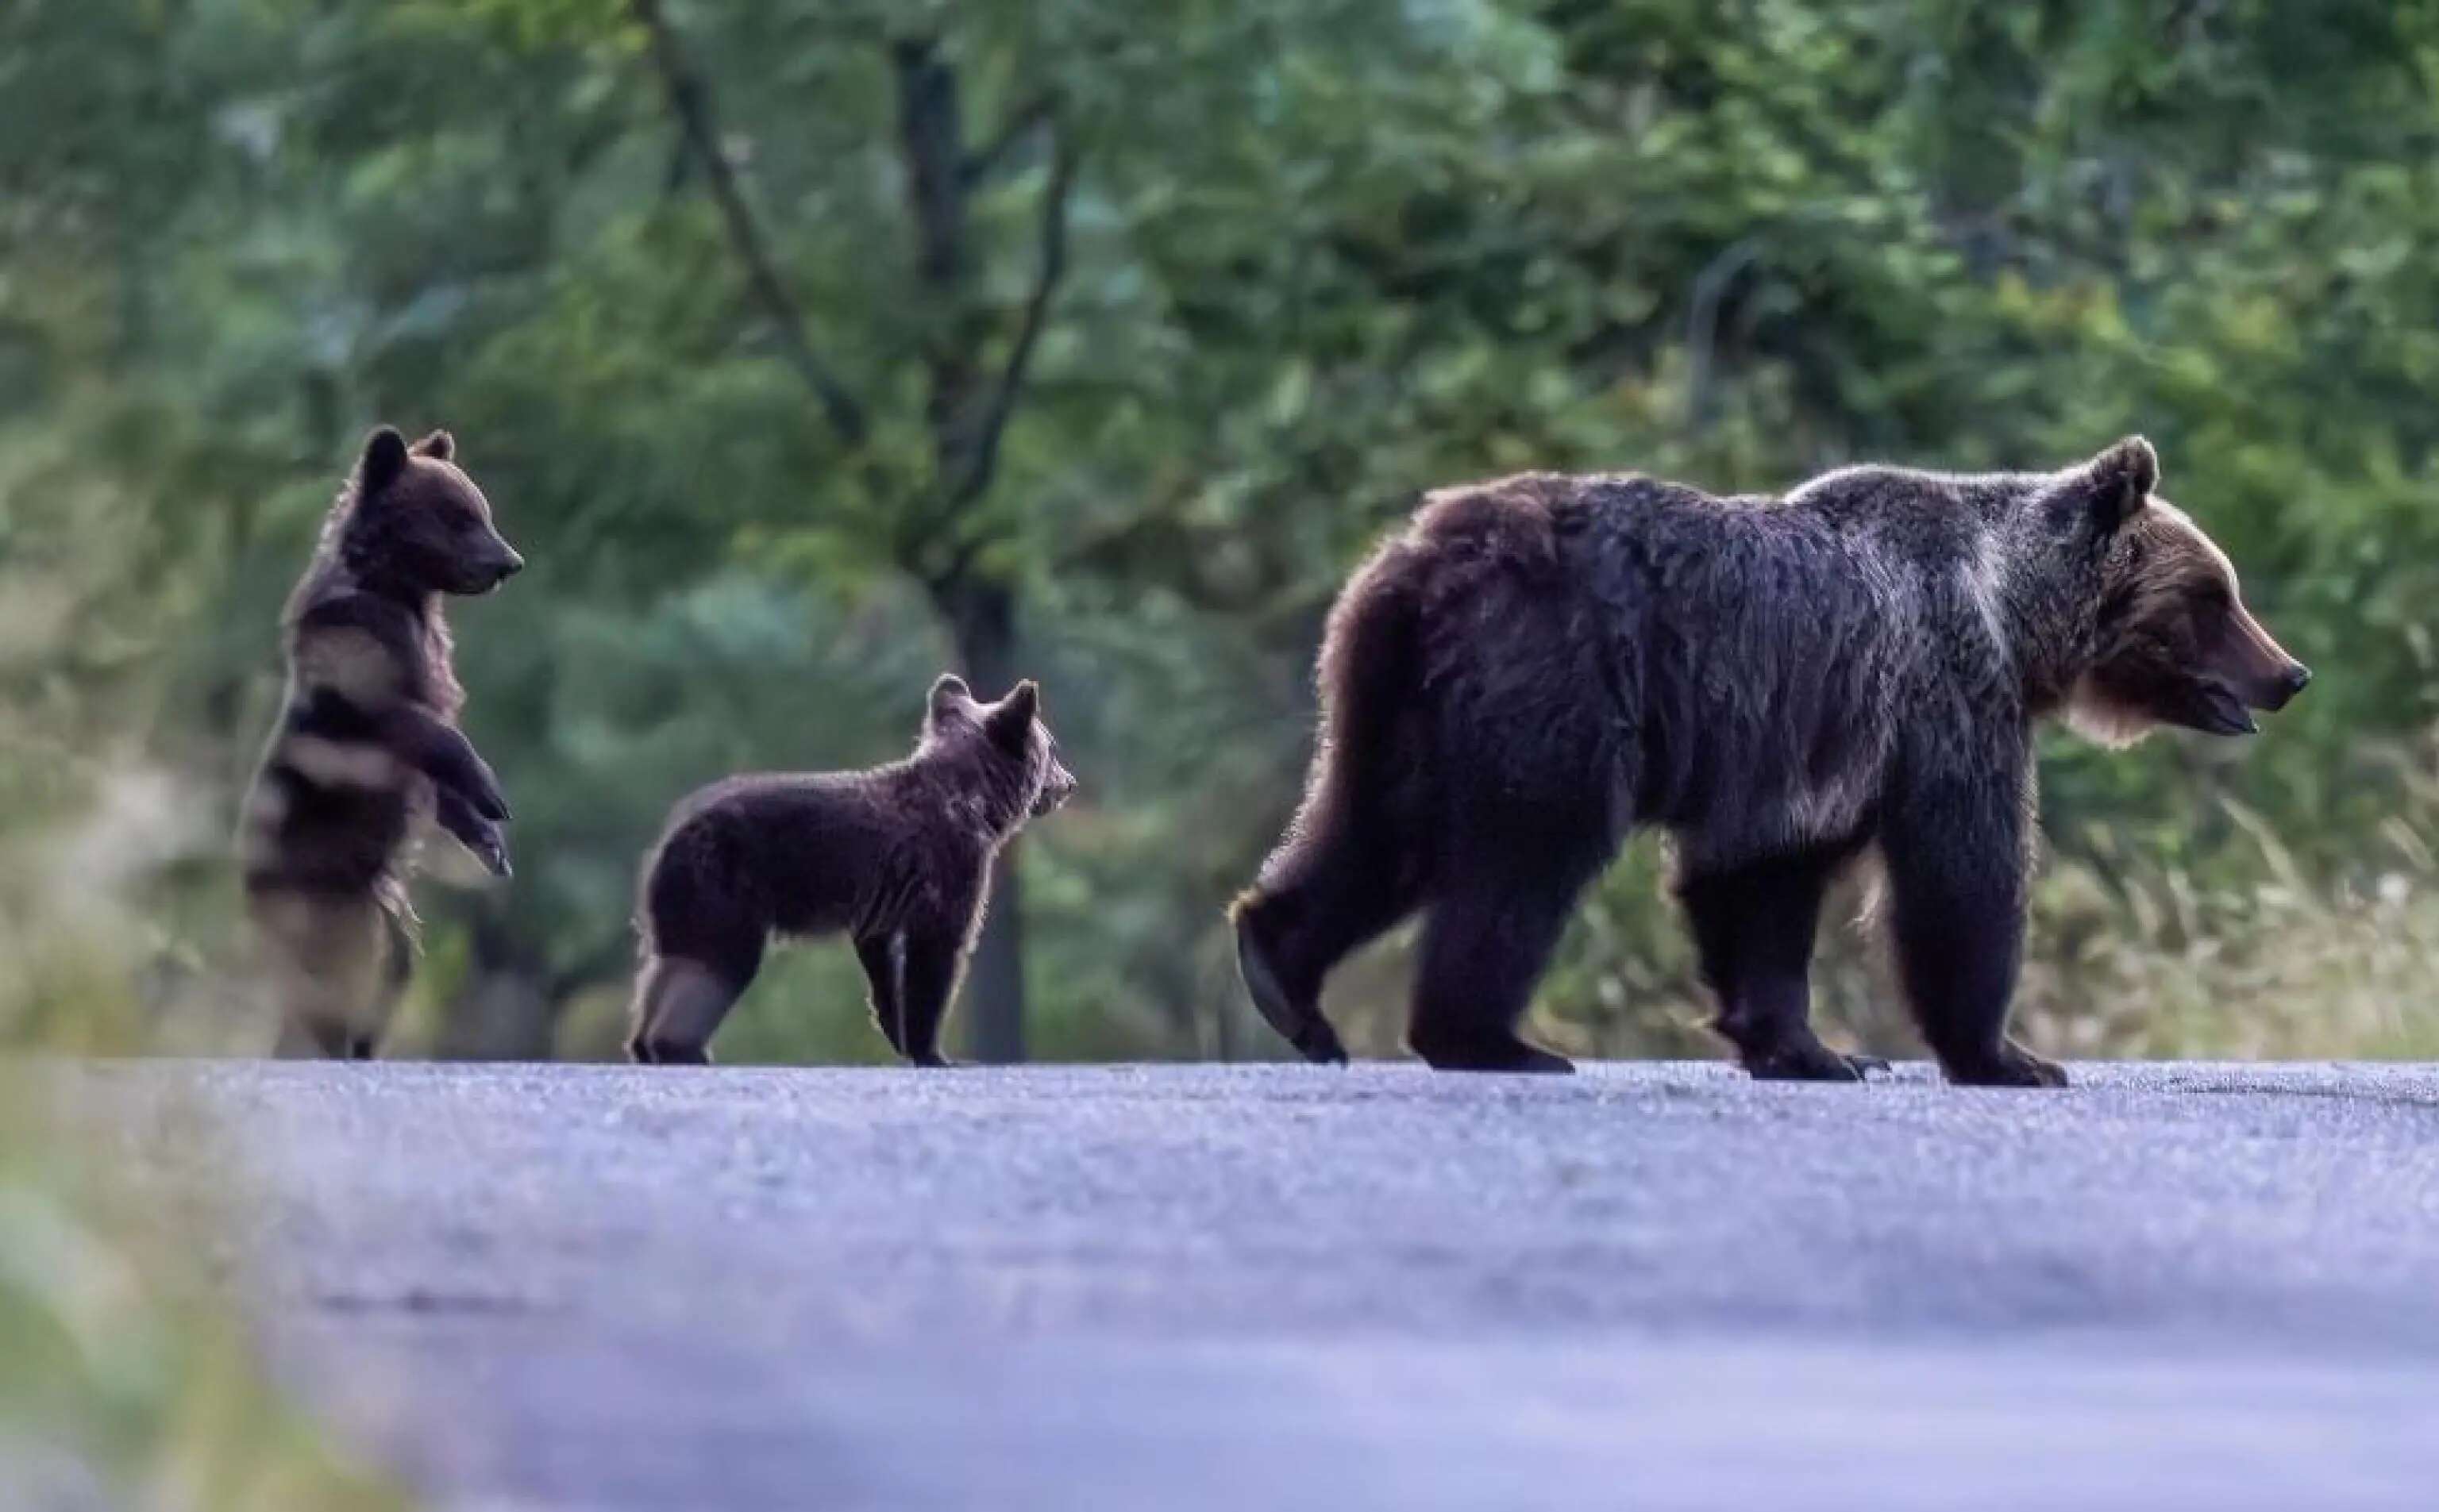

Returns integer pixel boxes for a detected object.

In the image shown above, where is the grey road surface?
[79,1060,2439,1510]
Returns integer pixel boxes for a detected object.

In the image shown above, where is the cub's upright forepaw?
[464,760,511,823]
[464,819,513,878]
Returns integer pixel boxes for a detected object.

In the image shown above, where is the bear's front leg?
[435,783,512,877]
[896,922,971,1069]
[854,933,907,1057]
[384,707,511,822]
[1880,755,2067,1088]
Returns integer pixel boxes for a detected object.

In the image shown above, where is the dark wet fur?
[627,676,1076,1067]
[1235,439,2306,1086]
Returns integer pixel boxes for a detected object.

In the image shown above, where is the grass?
[0,761,410,1511]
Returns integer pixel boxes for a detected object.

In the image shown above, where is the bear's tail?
[1231,545,1425,1064]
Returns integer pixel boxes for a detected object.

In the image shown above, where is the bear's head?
[924,673,1078,822]
[2056,437,2310,747]
[340,425,524,598]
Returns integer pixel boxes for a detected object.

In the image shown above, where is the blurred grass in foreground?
[0,756,407,1506]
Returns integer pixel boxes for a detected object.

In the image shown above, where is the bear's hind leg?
[1678,848,1879,1083]
[347,906,415,1064]
[276,1014,354,1060]
[1234,835,1420,1066]
[256,890,391,1060]
[1406,863,1589,1074]
[627,954,751,1067]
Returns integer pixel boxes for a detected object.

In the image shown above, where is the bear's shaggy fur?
[241,425,524,1058]
[626,675,1077,1067]
[1235,438,2308,1086]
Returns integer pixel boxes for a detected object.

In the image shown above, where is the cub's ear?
[928,673,973,724]
[411,429,455,461]
[2080,435,2158,531]
[357,426,410,494]
[984,679,1039,751]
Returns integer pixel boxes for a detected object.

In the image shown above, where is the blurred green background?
[8,0,2439,1073]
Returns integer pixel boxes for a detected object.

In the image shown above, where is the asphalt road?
[76,1060,2439,1510]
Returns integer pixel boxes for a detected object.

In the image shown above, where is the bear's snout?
[1034,764,1077,816]
[2252,660,2311,713]
[2217,598,2307,716]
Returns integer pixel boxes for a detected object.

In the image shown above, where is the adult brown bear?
[1234,439,2308,1087]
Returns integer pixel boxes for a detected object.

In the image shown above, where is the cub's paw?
[463,821,513,879]
[440,809,511,878]
[465,761,511,823]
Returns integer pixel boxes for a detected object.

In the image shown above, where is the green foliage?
[0,526,402,1499]
[3,0,2436,1066]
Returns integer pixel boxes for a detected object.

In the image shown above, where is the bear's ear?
[357,426,409,494]
[984,679,1039,752]
[928,673,973,725]
[410,429,455,462]
[2079,435,2158,532]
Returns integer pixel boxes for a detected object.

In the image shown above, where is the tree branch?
[962,90,1055,187]
[630,0,869,446]
[950,125,1079,510]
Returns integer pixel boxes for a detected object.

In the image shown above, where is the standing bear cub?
[628,675,1077,1066]
[241,425,523,1058]
[1235,438,2308,1086]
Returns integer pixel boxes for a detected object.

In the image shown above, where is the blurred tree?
[624,0,1078,1060]
[6,0,2438,1064]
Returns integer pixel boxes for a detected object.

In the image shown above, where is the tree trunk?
[895,38,1028,1064]
[436,912,561,1061]
[941,575,1027,1064]
[639,15,1073,1066]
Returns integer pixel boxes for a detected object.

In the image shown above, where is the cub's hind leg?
[630,838,764,1068]
[342,906,415,1061]
[254,889,392,1060]
[626,953,753,1067]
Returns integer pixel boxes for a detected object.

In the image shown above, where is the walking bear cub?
[1235,438,2309,1087]
[628,675,1077,1066]
[241,425,524,1058]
